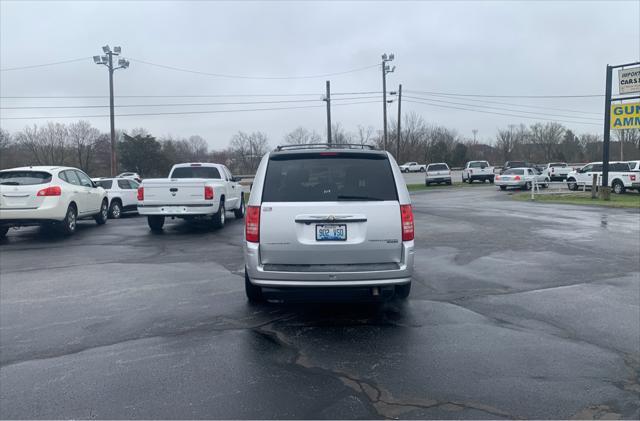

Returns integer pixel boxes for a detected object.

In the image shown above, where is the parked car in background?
[462,160,494,183]
[137,163,244,232]
[425,163,452,185]
[543,162,571,181]
[93,177,140,219]
[500,161,531,174]
[495,167,549,191]
[0,166,108,238]
[244,144,414,303]
[566,162,638,194]
[399,162,426,173]
[117,172,142,182]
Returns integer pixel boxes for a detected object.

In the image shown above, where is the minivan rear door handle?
[295,215,367,224]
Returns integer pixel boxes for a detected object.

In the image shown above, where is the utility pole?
[324,80,332,144]
[602,64,613,200]
[396,84,402,160]
[472,129,478,143]
[381,53,395,150]
[94,46,129,177]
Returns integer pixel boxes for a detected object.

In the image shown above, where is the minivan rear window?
[170,167,221,179]
[262,153,398,202]
[428,164,449,171]
[0,171,52,185]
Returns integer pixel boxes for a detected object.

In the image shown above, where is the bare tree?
[283,127,322,145]
[496,124,527,162]
[187,135,209,161]
[68,121,100,172]
[529,122,564,162]
[229,131,270,173]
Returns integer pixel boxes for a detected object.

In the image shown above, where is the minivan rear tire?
[245,270,264,303]
[395,282,411,299]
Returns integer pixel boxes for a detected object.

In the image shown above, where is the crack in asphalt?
[255,322,519,419]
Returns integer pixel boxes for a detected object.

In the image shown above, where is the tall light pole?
[323,80,332,144]
[381,53,395,151]
[94,45,129,177]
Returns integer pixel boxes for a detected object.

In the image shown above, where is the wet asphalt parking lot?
[0,185,639,419]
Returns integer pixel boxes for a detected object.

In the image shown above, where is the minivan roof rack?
[275,143,377,151]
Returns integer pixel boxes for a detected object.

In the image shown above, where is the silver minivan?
[243,144,415,302]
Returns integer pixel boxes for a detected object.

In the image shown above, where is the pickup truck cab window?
[170,166,221,179]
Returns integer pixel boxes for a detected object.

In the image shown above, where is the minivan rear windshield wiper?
[336,195,384,201]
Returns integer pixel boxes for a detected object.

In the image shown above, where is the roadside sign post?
[601,61,640,201]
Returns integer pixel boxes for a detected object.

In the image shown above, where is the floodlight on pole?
[95,44,129,177]
[381,52,396,151]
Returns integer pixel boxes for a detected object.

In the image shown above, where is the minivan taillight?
[37,186,61,196]
[246,206,260,243]
[137,187,144,201]
[204,186,214,200]
[400,204,414,241]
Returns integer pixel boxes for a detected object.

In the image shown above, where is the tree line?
[1,114,639,177]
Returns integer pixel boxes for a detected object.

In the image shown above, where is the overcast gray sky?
[1,0,639,149]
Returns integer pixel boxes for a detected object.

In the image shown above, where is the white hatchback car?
[93,177,140,219]
[0,166,108,237]
[243,144,415,303]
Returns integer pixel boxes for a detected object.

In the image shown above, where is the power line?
[405,89,604,99]
[0,99,379,120]
[127,57,380,80]
[0,57,91,72]
[408,93,602,116]
[0,96,380,110]
[403,95,602,122]
[404,99,601,126]
[0,91,382,99]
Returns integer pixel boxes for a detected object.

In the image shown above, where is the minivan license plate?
[316,224,347,241]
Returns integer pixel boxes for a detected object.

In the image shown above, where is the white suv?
[243,145,415,302]
[93,177,140,218]
[0,166,108,237]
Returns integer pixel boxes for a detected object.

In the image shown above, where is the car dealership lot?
[0,186,638,419]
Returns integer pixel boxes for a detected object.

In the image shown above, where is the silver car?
[243,144,415,302]
[495,167,549,191]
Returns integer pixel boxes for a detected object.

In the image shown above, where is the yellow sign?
[611,102,640,129]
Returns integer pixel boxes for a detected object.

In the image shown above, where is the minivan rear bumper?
[244,241,414,287]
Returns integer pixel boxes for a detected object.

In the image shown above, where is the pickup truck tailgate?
[141,179,207,205]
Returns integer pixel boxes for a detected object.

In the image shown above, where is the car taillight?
[137,187,144,201]
[400,204,414,242]
[246,206,260,243]
[36,186,61,196]
[631,175,637,181]
[204,186,214,200]
[496,175,501,180]
[514,176,521,181]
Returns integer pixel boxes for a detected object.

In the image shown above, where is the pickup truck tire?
[395,282,411,299]
[567,179,578,191]
[489,177,494,184]
[613,180,625,194]
[234,196,245,219]
[211,200,225,229]
[245,269,264,303]
[109,200,122,219]
[94,199,108,225]
[420,167,426,172]
[148,215,165,232]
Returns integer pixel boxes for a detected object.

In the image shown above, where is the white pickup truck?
[137,163,245,231]
[399,162,426,173]
[566,161,639,194]
[543,162,571,181]
[462,161,495,183]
